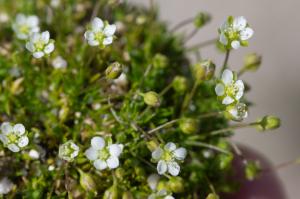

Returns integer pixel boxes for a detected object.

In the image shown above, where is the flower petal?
[91,136,105,150]
[219,32,228,45]
[222,96,234,105]
[104,24,116,36]
[25,42,35,52]
[164,142,176,152]
[13,124,25,135]
[157,160,167,175]
[215,83,225,96]
[233,16,247,31]
[88,39,99,46]
[33,52,44,58]
[84,147,98,161]
[91,17,104,32]
[0,134,8,145]
[18,136,29,147]
[27,16,39,27]
[167,161,180,176]
[41,31,50,43]
[103,36,113,45]
[108,144,123,157]
[240,27,254,40]
[231,40,240,49]
[93,159,107,170]
[7,144,20,152]
[221,69,233,85]
[107,156,119,169]
[1,122,13,135]
[147,174,159,190]
[152,147,163,160]
[44,43,55,54]
[173,147,187,161]
[84,31,94,40]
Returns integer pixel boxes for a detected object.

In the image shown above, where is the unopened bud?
[115,168,125,179]
[255,115,281,131]
[10,77,24,95]
[103,186,118,199]
[143,91,161,107]
[194,12,211,28]
[122,191,134,199]
[206,193,220,199]
[168,177,184,193]
[172,76,188,94]
[157,181,169,191]
[78,169,96,192]
[245,160,261,181]
[106,62,123,79]
[147,140,159,152]
[243,53,262,72]
[153,54,169,69]
[179,118,199,134]
[193,60,215,81]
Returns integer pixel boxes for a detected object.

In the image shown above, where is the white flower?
[26,31,55,58]
[152,142,187,176]
[29,149,40,159]
[0,177,13,195]
[219,16,254,49]
[58,140,80,162]
[84,17,116,47]
[12,14,40,40]
[0,122,29,152]
[148,189,174,199]
[147,174,160,191]
[226,102,248,121]
[85,136,123,170]
[215,69,244,105]
[52,56,67,69]
[50,0,61,8]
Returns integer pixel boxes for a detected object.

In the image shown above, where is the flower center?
[34,40,45,51]
[162,150,173,162]
[95,32,105,43]
[19,25,29,34]
[7,133,18,143]
[98,148,110,160]
[226,83,238,97]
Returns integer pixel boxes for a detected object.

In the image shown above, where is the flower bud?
[105,62,123,79]
[243,53,262,72]
[153,53,169,69]
[157,181,169,191]
[194,12,211,28]
[143,91,161,107]
[206,193,220,199]
[225,103,248,122]
[193,60,215,81]
[103,186,118,199]
[172,76,188,94]
[122,191,134,199]
[245,160,261,181]
[115,168,125,180]
[147,140,159,151]
[167,177,184,193]
[255,115,281,131]
[179,118,199,134]
[78,169,96,192]
[10,77,24,95]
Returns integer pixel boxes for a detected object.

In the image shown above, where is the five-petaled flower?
[58,140,80,162]
[219,16,254,50]
[84,17,116,47]
[225,102,248,121]
[26,31,55,58]
[152,142,187,176]
[12,14,40,40]
[215,69,244,105]
[85,136,123,170]
[0,122,29,152]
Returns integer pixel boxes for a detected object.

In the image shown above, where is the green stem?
[181,78,201,113]
[186,38,217,52]
[209,122,258,136]
[159,82,173,96]
[147,119,179,135]
[170,17,194,32]
[185,141,230,154]
[220,50,230,73]
[184,28,199,43]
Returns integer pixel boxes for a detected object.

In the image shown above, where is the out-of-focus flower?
[29,149,40,159]
[148,189,174,199]
[219,16,254,49]
[12,14,39,40]
[58,140,80,162]
[52,56,67,69]
[0,177,13,195]
[85,136,123,170]
[152,142,187,176]
[215,69,244,105]
[0,122,29,152]
[0,12,9,23]
[84,17,116,47]
[50,0,61,8]
[225,102,248,121]
[26,31,55,58]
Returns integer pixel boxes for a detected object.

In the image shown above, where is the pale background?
[128,0,300,198]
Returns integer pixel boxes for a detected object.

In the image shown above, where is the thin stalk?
[147,119,179,135]
[184,28,199,43]
[185,141,230,154]
[159,82,173,96]
[209,122,258,136]
[170,17,194,32]
[186,38,217,52]
[263,157,300,174]
[181,78,201,113]
[220,50,230,73]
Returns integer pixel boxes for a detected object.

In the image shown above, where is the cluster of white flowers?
[219,16,253,50]
[215,69,247,121]
[0,122,29,152]
[152,142,187,176]
[84,17,116,47]
[12,14,40,40]
[85,136,123,170]
[58,140,80,162]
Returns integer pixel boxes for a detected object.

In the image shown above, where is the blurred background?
[128,0,300,198]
